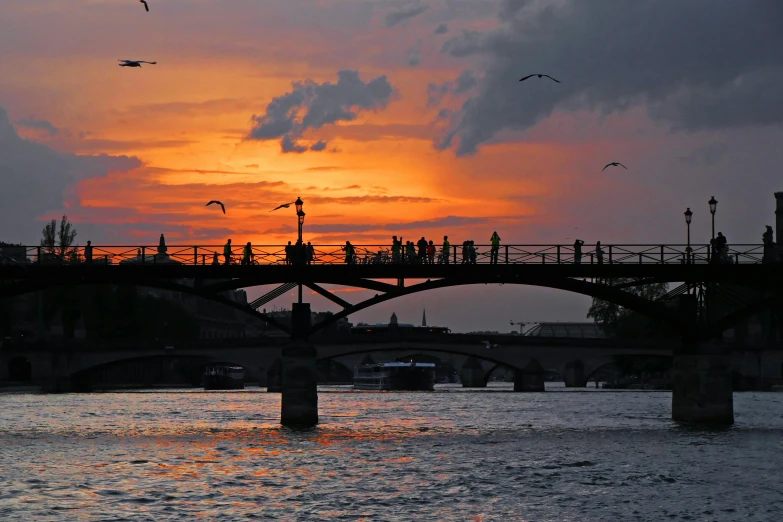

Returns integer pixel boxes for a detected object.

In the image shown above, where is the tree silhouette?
[40,215,77,260]
[587,278,669,338]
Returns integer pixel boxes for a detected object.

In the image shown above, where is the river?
[1,383,781,521]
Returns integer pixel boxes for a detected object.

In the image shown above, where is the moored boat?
[353,362,436,391]
[204,365,244,390]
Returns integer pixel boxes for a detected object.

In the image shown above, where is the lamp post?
[684,207,692,264]
[295,197,304,243]
[708,196,717,241]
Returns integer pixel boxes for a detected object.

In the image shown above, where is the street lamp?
[708,196,717,241]
[684,208,692,264]
[295,197,304,243]
[298,210,306,242]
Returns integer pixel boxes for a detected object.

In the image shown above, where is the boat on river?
[203,365,244,390]
[353,362,436,391]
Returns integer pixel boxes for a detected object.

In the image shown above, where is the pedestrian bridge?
[0,242,780,342]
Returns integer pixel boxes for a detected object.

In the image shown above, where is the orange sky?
[2,0,781,330]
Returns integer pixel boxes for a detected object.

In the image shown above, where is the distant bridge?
[2,335,780,392]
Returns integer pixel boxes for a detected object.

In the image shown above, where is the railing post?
[608,246,612,264]
[505,245,509,264]
[542,253,545,264]
[557,246,561,264]
[141,246,146,265]
[37,246,41,264]
[660,245,664,264]
[194,246,198,266]
[453,245,457,264]
[638,252,643,264]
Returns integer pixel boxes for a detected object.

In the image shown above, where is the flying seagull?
[270,201,296,212]
[602,162,627,171]
[519,74,560,83]
[140,0,149,11]
[206,200,226,214]
[118,59,157,67]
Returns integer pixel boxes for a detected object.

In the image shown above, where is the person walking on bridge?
[573,239,584,264]
[223,238,232,265]
[490,231,501,264]
[343,241,355,264]
[595,241,604,265]
[306,242,315,265]
[417,237,428,264]
[442,235,450,264]
[84,240,93,265]
[763,226,775,264]
[242,242,254,266]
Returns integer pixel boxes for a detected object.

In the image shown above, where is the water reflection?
[1,384,782,520]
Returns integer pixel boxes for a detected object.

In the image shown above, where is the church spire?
[422,308,427,327]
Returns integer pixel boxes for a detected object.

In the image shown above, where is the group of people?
[208,227,775,267]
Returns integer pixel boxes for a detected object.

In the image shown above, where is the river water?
[1,383,782,521]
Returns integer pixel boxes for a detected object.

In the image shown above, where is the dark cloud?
[310,140,328,152]
[15,118,59,136]
[247,70,395,153]
[436,1,783,155]
[384,4,429,28]
[308,195,438,205]
[434,23,449,35]
[277,215,490,235]
[427,70,478,106]
[406,41,422,67]
[678,142,729,166]
[0,107,140,242]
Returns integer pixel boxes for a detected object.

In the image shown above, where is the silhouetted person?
[715,232,727,264]
[242,242,254,265]
[343,241,355,264]
[462,240,469,264]
[84,240,93,265]
[573,239,584,264]
[763,226,775,264]
[212,252,220,265]
[469,241,477,264]
[285,241,292,265]
[442,235,450,264]
[406,241,416,263]
[595,241,604,265]
[427,240,436,264]
[490,231,501,264]
[306,242,314,265]
[417,237,427,264]
[223,238,232,265]
[391,235,401,263]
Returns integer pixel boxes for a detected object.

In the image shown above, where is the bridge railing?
[1,244,765,266]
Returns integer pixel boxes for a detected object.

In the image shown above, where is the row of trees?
[587,278,671,339]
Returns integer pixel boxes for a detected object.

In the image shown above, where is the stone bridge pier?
[280,302,318,427]
[672,295,734,425]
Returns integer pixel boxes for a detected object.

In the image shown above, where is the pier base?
[460,356,487,388]
[563,360,586,388]
[514,359,545,392]
[280,303,318,427]
[672,350,733,425]
[266,359,282,392]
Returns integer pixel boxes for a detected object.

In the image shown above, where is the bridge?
[2,237,783,427]
[0,335,675,388]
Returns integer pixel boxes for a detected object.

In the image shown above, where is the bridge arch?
[2,270,779,341]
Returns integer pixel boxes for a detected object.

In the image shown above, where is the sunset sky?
[2,0,782,331]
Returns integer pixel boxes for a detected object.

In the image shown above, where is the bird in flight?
[519,74,560,83]
[270,201,296,212]
[206,200,226,214]
[140,0,149,11]
[118,59,157,67]
[602,162,627,171]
